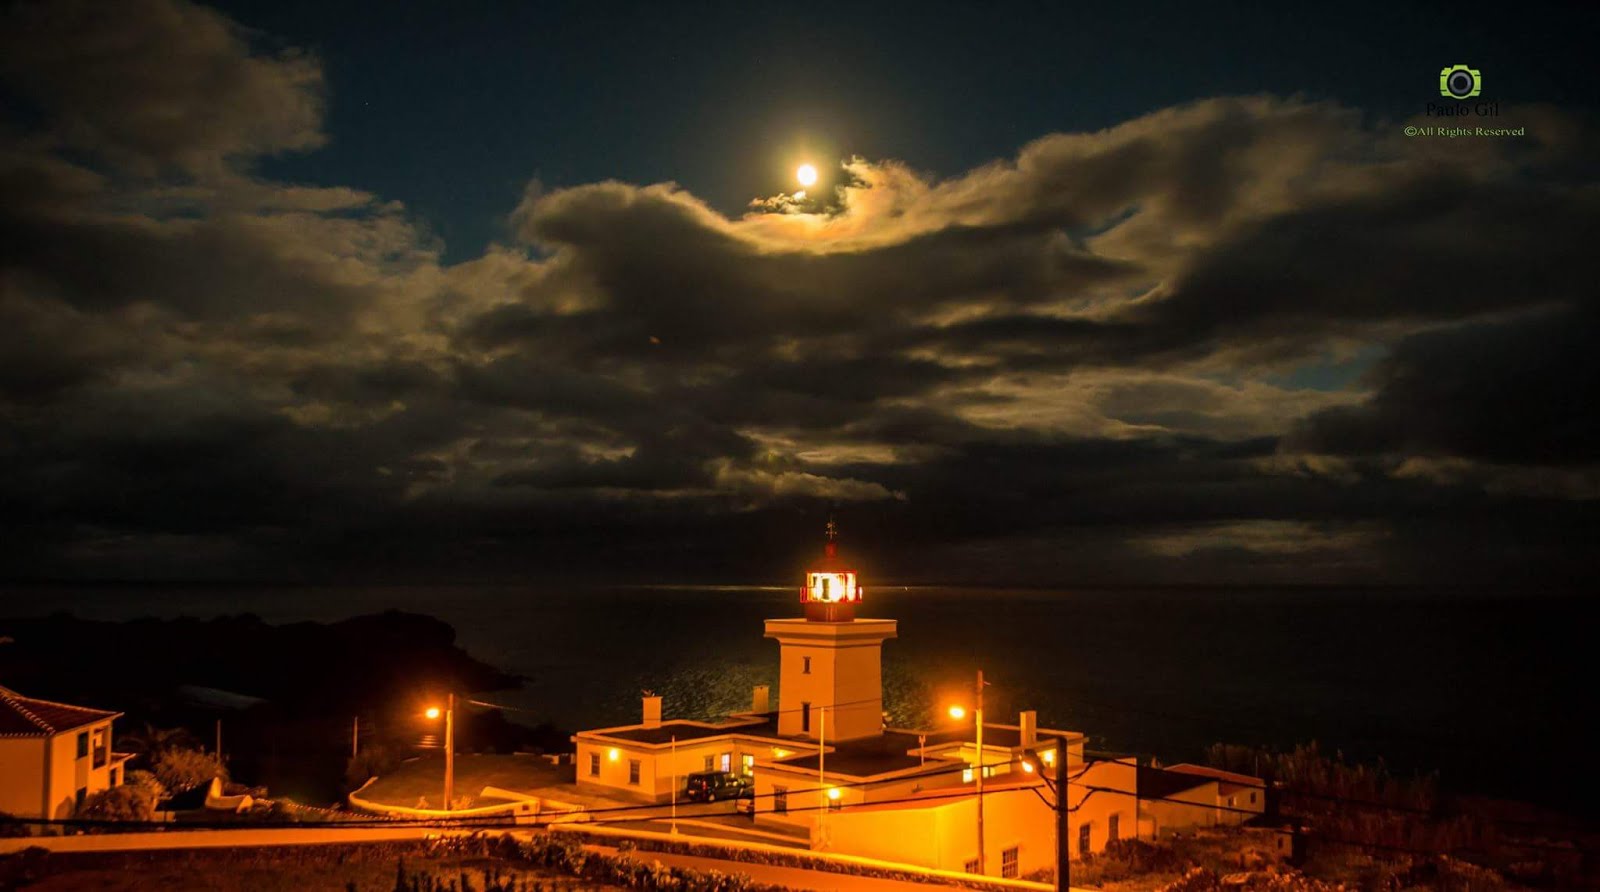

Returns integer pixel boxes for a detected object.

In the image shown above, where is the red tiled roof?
[0,686,121,738]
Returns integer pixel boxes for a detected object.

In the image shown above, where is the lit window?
[589,752,599,776]
[774,786,788,814]
[719,752,731,772]
[1001,847,1019,879]
[962,767,974,783]
[628,759,641,785]
[1078,823,1092,855]
[741,754,755,776]
[1109,814,1120,842]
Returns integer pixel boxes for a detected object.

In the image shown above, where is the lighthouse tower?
[764,521,897,741]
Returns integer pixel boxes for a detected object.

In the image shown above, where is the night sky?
[1,0,1595,584]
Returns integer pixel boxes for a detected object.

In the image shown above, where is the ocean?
[0,583,1584,810]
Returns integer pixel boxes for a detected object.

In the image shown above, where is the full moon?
[796,163,818,187]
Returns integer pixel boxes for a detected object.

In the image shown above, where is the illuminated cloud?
[0,0,1594,582]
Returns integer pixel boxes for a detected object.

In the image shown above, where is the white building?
[0,685,130,820]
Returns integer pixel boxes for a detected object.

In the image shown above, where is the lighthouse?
[764,520,898,741]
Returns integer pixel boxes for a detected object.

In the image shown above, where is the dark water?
[0,584,1584,809]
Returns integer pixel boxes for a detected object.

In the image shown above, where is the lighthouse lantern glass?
[806,570,858,603]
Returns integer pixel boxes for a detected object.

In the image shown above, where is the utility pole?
[1053,734,1069,892]
[352,715,360,759]
[443,692,456,811]
[975,669,986,876]
[670,734,678,834]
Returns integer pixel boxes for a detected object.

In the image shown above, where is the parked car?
[682,770,752,802]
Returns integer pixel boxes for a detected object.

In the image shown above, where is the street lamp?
[423,693,455,811]
[948,669,989,875]
[1020,734,1071,892]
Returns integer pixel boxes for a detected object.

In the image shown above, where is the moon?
[796,163,818,187]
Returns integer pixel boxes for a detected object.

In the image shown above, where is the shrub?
[76,785,158,823]
[151,747,227,793]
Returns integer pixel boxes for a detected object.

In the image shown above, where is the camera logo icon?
[1440,65,1482,99]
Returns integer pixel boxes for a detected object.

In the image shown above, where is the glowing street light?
[423,693,455,811]
[948,669,989,875]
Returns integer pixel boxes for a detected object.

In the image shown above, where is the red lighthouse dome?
[801,519,861,622]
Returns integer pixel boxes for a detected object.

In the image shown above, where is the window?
[741,753,755,776]
[1109,813,1120,843]
[773,786,788,813]
[92,727,107,768]
[1078,822,1092,855]
[1229,796,1237,807]
[76,732,88,759]
[719,752,731,772]
[1250,791,1258,805]
[963,858,979,874]
[628,759,641,785]
[110,767,120,786]
[828,794,842,811]
[75,787,87,811]
[703,755,715,772]
[589,752,600,776]
[1001,847,1019,879]
[962,767,974,783]
[801,701,811,733]
[802,656,812,674]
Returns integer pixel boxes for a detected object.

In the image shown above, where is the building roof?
[0,686,121,738]
[1137,765,1220,800]
[582,714,781,745]
[845,775,1046,813]
[772,730,940,778]
[1163,763,1266,789]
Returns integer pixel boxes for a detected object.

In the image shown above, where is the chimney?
[642,695,662,728]
[1019,710,1037,748]
[752,684,770,714]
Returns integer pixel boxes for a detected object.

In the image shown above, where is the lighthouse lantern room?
[801,519,862,621]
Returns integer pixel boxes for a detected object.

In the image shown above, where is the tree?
[77,785,157,822]
[118,723,199,761]
[151,747,227,793]
[124,769,168,802]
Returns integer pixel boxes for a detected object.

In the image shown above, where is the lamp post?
[670,734,678,834]
[425,693,456,811]
[817,704,827,848]
[949,669,988,874]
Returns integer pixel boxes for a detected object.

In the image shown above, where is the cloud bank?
[2,0,1595,584]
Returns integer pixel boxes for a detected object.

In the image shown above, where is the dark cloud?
[0,0,1594,584]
